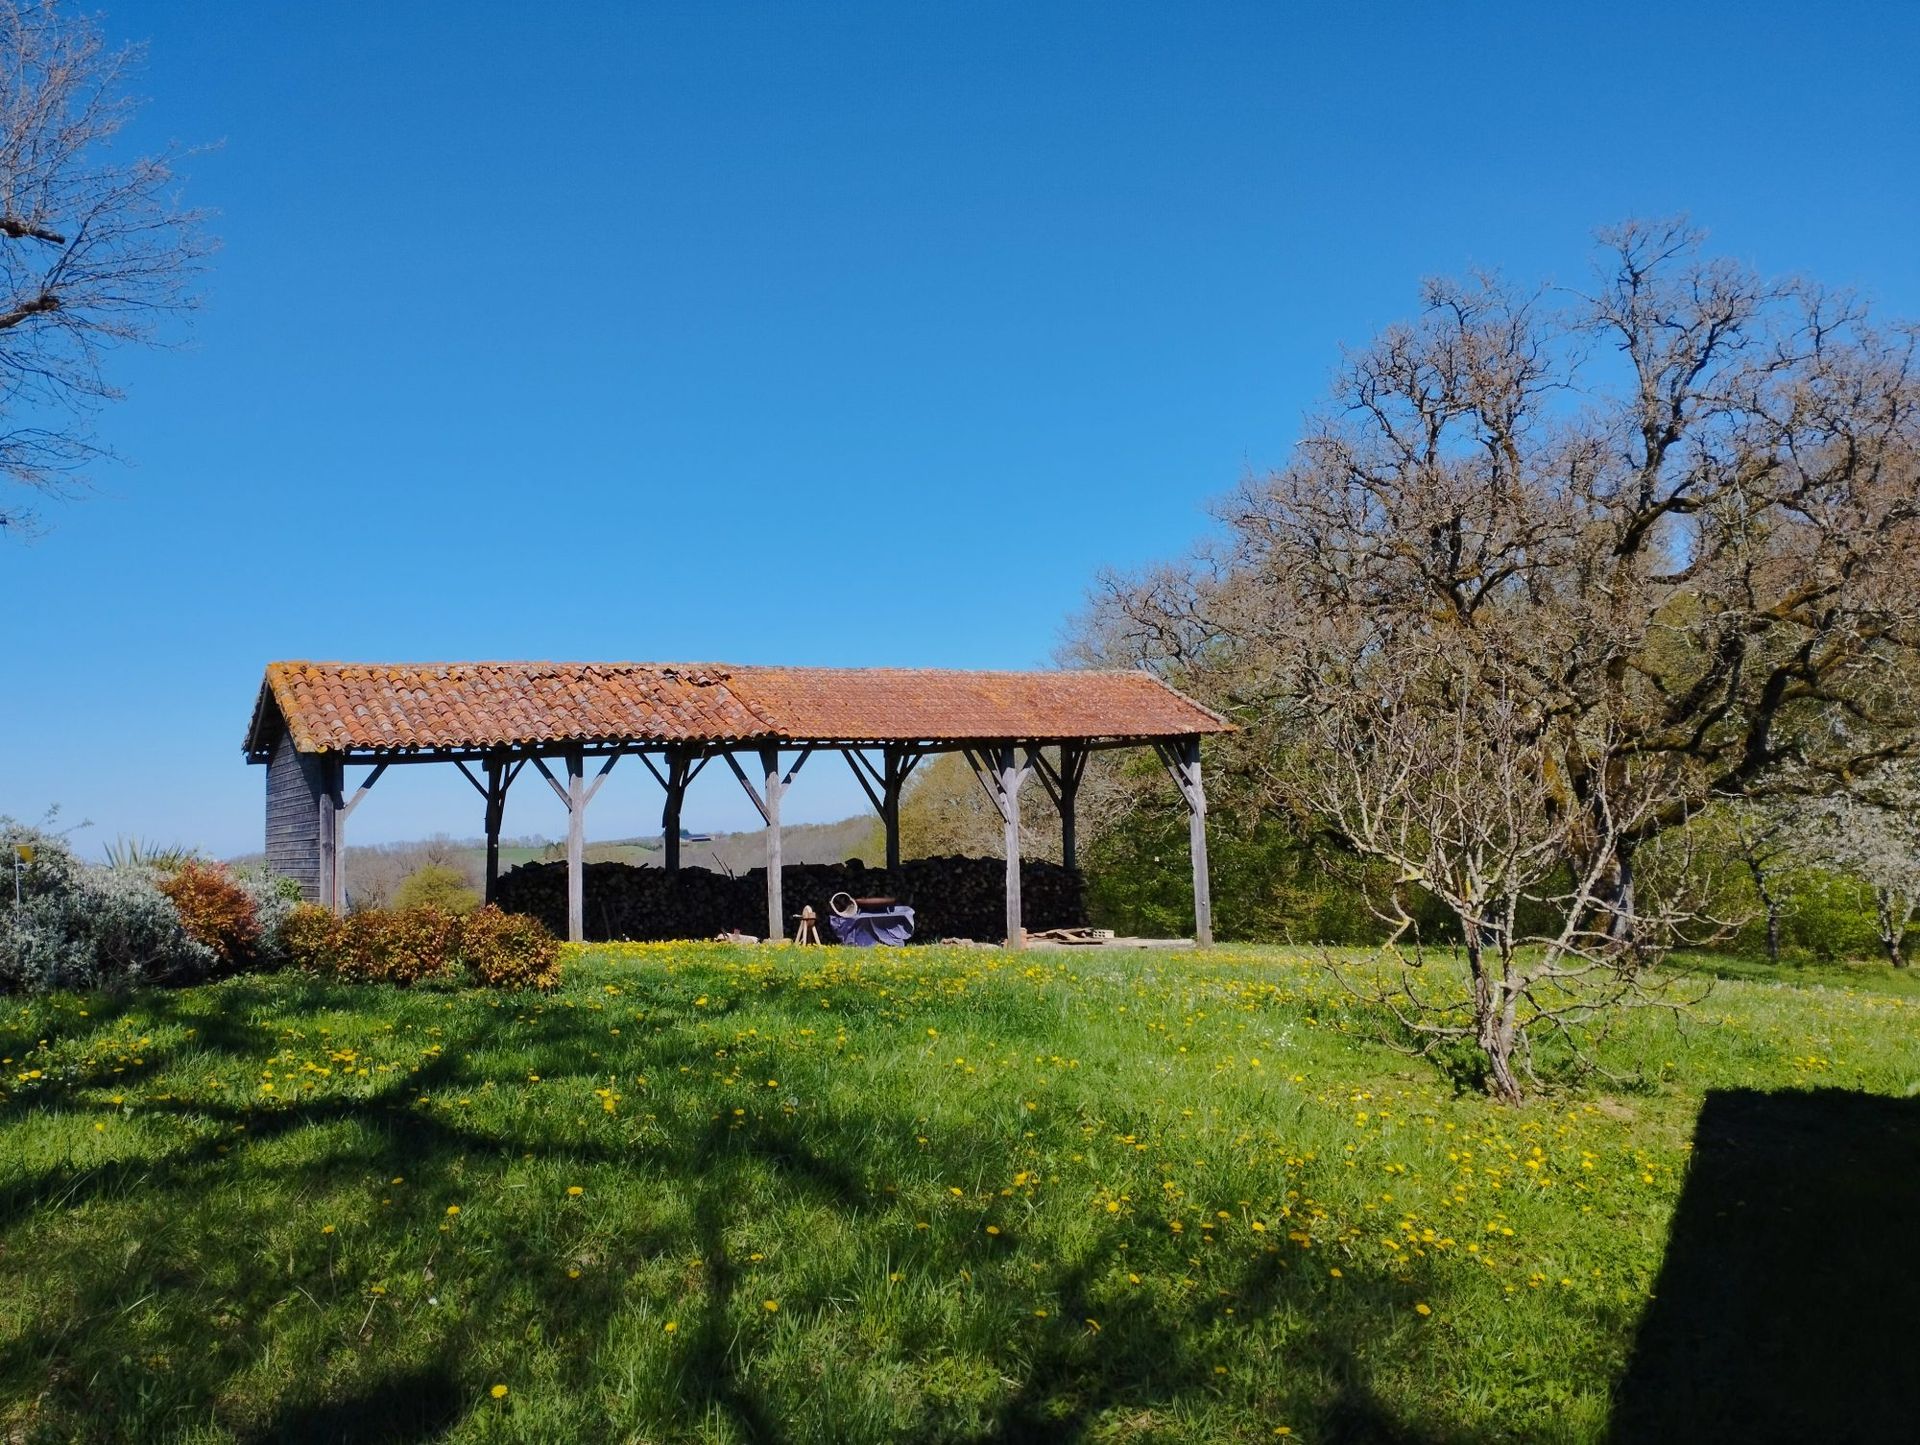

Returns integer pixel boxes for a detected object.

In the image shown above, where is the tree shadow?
[246,1365,465,1444]
[1609,1088,1920,1444]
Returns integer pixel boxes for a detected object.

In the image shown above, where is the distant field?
[2,946,1915,1442]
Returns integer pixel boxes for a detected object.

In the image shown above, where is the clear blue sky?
[3,0,1917,857]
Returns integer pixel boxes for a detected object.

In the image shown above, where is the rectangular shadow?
[1609,1087,1920,1443]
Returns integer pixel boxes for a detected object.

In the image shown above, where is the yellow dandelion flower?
[446,1205,461,1216]
[664,1320,677,1332]
[1415,1302,1432,1316]
[489,1384,509,1399]
[763,1299,779,1312]
[986,1225,1001,1236]
[321,1224,335,1235]
[567,1185,583,1197]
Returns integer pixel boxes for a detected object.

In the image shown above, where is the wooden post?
[762,744,783,944]
[483,757,504,905]
[1058,745,1086,873]
[999,746,1024,950]
[844,747,920,879]
[565,748,585,944]
[319,755,343,915]
[662,749,689,875]
[1152,737,1213,945]
[883,746,904,874]
[1184,739,1212,947]
[1156,737,1213,948]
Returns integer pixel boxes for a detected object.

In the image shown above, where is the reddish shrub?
[280,903,558,991]
[284,905,460,986]
[282,903,343,973]
[335,908,462,986]
[459,906,562,990]
[159,861,262,971]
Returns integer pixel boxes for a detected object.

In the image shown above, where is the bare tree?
[1727,799,1803,964]
[1306,641,1713,1101]
[1083,220,1920,1094]
[0,0,209,534]
[1803,765,1920,968]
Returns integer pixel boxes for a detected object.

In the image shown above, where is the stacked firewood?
[494,856,1085,944]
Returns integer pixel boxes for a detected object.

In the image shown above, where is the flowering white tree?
[1805,766,1920,968]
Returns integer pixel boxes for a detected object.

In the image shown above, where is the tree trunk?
[1467,950,1523,1104]
[1877,889,1912,968]
[1746,856,1781,964]
[1602,843,1637,946]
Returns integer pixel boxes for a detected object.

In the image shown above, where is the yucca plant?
[101,837,198,873]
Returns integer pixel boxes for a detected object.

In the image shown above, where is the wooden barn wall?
[266,733,325,901]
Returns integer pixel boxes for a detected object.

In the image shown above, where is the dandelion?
[446,1205,461,1216]
[763,1299,779,1312]
[567,1185,583,1197]
[663,1320,677,1332]
[321,1225,335,1235]
[1415,1302,1432,1316]
[489,1384,509,1399]
[985,1225,1001,1236]
[1329,1267,1342,1278]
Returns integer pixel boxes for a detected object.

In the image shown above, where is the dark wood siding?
[266,733,325,900]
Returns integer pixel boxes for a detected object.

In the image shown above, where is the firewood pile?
[495,856,1085,944]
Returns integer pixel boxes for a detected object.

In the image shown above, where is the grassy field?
[1,945,1915,1443]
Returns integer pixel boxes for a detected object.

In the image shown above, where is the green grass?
[1,944,1915,1442]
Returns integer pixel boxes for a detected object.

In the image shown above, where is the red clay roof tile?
[246,661,1227,758]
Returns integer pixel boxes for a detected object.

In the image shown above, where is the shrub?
[458,906,561,989]
[279,902,561,991]
[2,816,213,994]
[281,903,343,973]
[284,905,461,986]
[237,870,305,970]
[160,861,262,972]
[393,863,479,916]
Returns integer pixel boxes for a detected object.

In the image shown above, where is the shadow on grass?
[248,1365,465,1444]
[2,983,1460,1442]
[1609,1088,1920,1444]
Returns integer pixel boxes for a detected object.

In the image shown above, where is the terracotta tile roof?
[246,660,1228,759]
[721,666,1228,744]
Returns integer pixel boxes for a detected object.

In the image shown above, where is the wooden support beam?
[649,747,702,875]
[963,746,1031,948]
[566,748,585,944]
[481,756,512,905]
[842,746,920,875]
[761,744,783,944]
[998,746,1025,950]
[339,761,388,821]
[319,755,343,915]
[1155,737,1213,947]
[1060,744,1087,873]
[886,747,919,875]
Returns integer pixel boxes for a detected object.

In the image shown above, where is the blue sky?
[3,0,1917,857]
